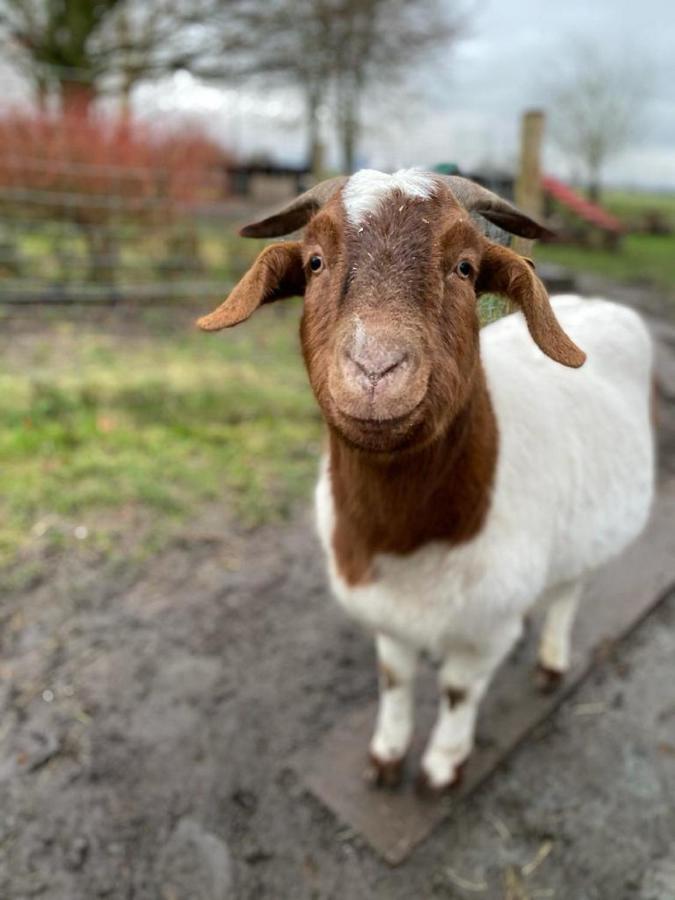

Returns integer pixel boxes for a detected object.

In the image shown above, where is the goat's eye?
[309,254,324,273]
[456,259,473,279]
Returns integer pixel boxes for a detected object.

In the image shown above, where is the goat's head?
[198,169,585,453]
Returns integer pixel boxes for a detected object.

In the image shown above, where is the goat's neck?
[328,364,498,586]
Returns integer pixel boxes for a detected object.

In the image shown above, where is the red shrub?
[0,109,233,225]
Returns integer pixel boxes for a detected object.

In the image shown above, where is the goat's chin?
[328,401,428,454]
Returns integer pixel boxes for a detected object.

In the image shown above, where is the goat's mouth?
[324,357,431,450]
[329,395,428,452]
[338,406,421,428]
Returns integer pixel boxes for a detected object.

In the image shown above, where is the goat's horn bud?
[239,175,348,238]
[440,175,553,240]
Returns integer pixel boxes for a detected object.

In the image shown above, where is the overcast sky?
[134,0,675,189]
[2,0,674,189]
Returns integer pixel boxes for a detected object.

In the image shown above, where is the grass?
[534,189,675,294]
[602,190,675,224]
[0,295,512,575]
[0,303,322,570]
[0,214,263,293]
[534,232,675,293]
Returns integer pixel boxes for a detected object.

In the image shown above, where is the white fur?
[342,168,437,225]
[538,580,583,672]
[421,622,521,788]
[370,634,417,762]
[315,295,655,784]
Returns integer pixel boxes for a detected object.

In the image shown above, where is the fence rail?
[0,110,251,304]
[0,177,259,304]
[0,154,226,180]
[0,279,229,304]
[0,186,237,213]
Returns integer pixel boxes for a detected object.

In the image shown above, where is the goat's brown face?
[197,172,585,455]
[299,188,486,452]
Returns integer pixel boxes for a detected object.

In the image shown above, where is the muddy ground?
[1,282,675,900]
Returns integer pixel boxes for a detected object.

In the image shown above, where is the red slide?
[542,175,625,234]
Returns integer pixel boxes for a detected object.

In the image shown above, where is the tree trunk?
[61,79,96,119]
[340,108,357,175]
[586,163,601,203]
[587,184,601,203]
[120,74,134,126]
[337,76,360,175]
[305,85,323,180]
[35,77,49,113]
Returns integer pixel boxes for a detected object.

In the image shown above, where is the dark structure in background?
[226,162,312,204]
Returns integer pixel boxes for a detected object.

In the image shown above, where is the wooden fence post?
[513,109,545,257]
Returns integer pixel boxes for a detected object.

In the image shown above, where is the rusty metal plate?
[299,481,675,865]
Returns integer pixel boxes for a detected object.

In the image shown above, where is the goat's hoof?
[415,760,466,799]
[535,663,565,694]
[366,752,405,789]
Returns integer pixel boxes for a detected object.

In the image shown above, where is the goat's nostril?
[344,349,368,378]
[379,354,407,378]
[344,348,407,385]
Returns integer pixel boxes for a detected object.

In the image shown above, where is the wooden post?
[513,109,545,257]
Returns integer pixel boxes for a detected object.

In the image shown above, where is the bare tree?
[0,0,205,115]
[548,40,651,201]
[186,1,338,173]
[329,0,465,173]
[191,0,467,174]
[0,0,123,113]
[1,0,466,170]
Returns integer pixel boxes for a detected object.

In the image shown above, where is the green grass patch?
[535,232,675,293]
[602,189,675,226]
[0,216,264,288]
[0,303,322,568]
[0,295,515,571]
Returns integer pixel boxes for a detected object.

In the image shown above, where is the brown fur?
[535,663,564,694]
[367,751,405,788]
[196,242,305,331]
[415,759,467,797]
[378,662,399,690]
[329,365,498,585]
[446,686,468,708]
[477,244,586,368]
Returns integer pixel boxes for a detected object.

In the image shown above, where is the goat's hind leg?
[368,633,418,788]
[537,579,583,691]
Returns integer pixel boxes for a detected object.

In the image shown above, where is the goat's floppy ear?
[197,242,305,331]
[477,243,586,368]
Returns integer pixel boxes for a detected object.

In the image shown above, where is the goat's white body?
[315,296,655,658]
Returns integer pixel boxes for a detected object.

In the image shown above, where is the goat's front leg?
[420,622,522,793]
[368,633,418,788]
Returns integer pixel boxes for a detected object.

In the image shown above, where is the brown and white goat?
[199,170,654,791]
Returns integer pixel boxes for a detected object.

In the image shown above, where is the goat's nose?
[344,344,407,386]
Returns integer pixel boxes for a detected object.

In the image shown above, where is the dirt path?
[1,297,675,899]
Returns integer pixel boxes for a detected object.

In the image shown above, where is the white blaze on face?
[352,315,368,354]
[342,168,437,226]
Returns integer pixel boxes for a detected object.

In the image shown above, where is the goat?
[198,169,655,792]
